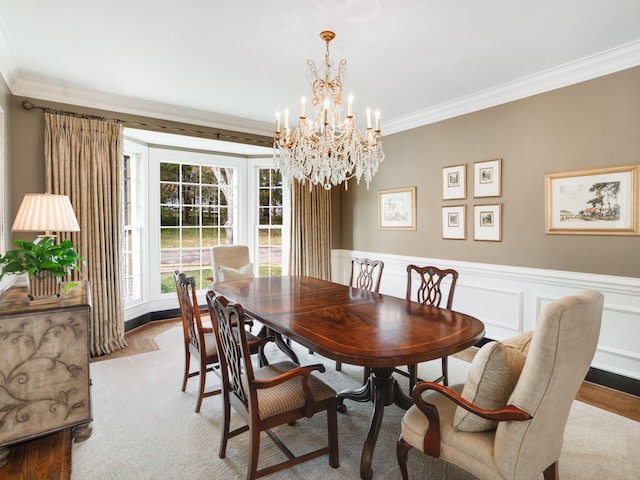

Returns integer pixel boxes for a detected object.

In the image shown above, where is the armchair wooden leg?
[396,435,412,480]
[543,462,559,480]
[335,361,342,371]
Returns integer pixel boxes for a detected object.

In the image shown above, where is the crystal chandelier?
[273,30,384,190]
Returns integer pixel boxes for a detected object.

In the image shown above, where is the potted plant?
[0,237,84,301]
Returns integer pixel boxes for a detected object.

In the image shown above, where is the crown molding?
[384,40,640,134]
[9,77,275,136]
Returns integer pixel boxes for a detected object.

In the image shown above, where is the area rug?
[71,326,640,479]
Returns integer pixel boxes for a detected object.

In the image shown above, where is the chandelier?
[273,30,384,190]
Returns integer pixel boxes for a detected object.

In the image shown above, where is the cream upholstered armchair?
[397,289,604,480]
[211,244,254,283]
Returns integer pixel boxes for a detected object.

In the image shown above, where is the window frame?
[122,139,149,315]
[149,147,249,302]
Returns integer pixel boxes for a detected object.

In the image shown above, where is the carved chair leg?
[441,356,449,386]
[543,461,559,480]
[182,349,191,391]
[408,364,417,393]
[195,363,206,413]
[328,401,340,468]
[397,435,412,480]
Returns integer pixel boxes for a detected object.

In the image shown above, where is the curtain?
[44,112,126,356]
[289,181,332,281]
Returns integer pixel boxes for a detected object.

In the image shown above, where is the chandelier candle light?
[273,30,384,190]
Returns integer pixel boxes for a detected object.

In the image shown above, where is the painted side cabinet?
[0,281,92,467]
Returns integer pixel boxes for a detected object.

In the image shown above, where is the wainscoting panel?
[333,249,640,381]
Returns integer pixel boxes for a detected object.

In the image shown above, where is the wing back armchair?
[397,289,604,480]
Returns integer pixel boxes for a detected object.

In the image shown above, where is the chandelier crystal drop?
[273,30,384,190]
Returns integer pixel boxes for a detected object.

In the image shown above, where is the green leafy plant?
[0,237,84,281]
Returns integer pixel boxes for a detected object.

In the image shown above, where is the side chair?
[345,257,384,377]
[397,289,604,480]
[397,265,459,392]
[207,291,339,480]
[173,271,265,413]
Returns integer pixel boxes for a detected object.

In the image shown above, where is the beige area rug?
[71,326,640,479]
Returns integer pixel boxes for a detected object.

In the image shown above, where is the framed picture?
[378,187,417,230]
[474,158,502,197]
[474,204,502,241]
[442,164,466,200]
[545,164,640,235]
[442,205,466,239]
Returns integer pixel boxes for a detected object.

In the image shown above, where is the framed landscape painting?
[545,164,639,235]
[378,187,416,230]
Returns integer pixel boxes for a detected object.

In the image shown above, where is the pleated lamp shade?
[12,193,80,236]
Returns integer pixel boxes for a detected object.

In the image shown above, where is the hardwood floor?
[3,318,638,479]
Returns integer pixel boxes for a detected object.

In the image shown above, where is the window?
[122,140,147,306]
[257,168,284,276]
[159,158,239,292]
[122,128,283,321]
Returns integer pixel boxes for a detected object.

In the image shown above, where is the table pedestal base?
[337,367,412,480]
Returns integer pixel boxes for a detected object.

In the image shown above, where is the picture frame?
[474,158,502,197]
[474,204,502,241]
[545,164,640,235]
[378,187,417,230]
[442,164,466,200]
[442,205,466,239]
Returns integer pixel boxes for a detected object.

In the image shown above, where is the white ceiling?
[1,0,640,153]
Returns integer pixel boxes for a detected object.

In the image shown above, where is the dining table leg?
[337,367,413,480]
[258,325,300,365]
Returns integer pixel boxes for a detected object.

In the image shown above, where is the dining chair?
[397,264,459,392]
[345,257,384,376]
[173,271,265,413]
[211,244,254,283]
[397,289,604,480]
[206,291,339,480]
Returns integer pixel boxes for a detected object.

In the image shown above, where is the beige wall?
[338,66,640,278]
[0,75,11,252]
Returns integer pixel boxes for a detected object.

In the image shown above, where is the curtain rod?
[21,100,272,148]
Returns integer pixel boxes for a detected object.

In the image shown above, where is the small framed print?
[442,205,466,239]
[442,164,466,200]
[474,158,502,197]
[474,204,502,241]
[378,187,417,230]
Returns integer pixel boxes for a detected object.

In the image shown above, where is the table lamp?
[11,193,80,238]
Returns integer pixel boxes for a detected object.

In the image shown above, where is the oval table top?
[213,275,485,368]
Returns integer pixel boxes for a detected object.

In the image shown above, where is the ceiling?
[1,1,640,154]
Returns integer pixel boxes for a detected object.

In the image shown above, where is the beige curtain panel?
[290,181,332,281]
[44,112,126,356]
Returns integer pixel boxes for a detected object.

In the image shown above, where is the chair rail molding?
[332,249,640,382]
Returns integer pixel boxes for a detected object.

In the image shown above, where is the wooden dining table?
[213,275,485,480]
